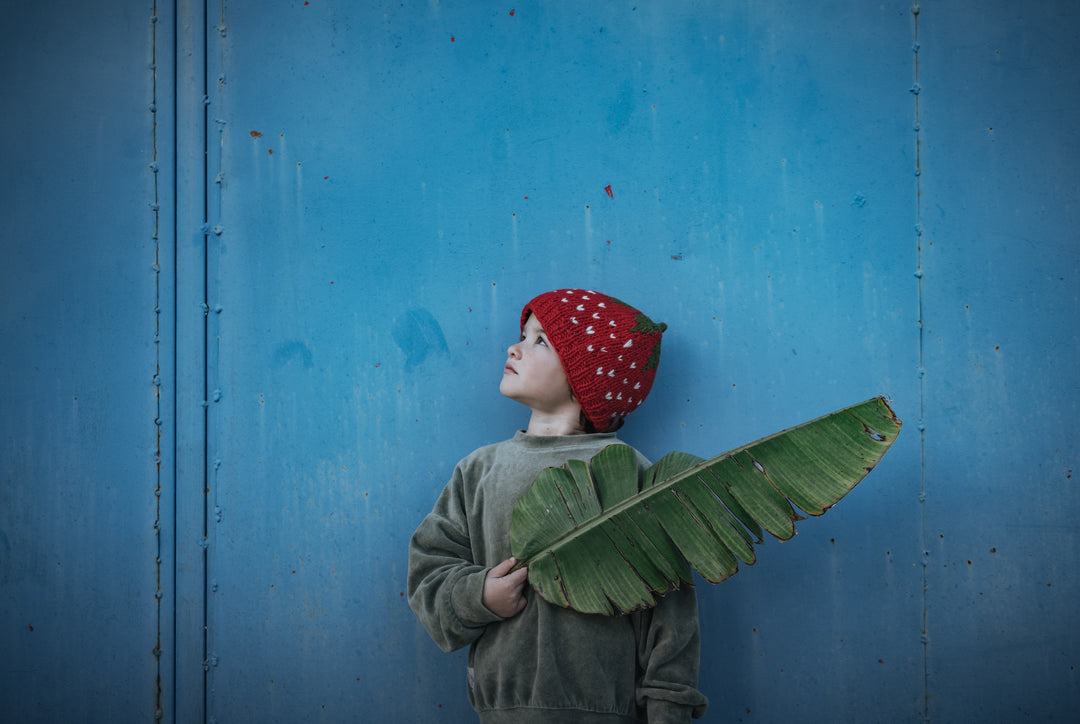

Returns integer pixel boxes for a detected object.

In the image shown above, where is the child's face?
[500,313,577,415]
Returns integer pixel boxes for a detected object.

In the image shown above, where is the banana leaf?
[509,396,901,615]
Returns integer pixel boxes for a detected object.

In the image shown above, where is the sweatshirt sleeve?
[635,584,710,722]
[407,466,503,653]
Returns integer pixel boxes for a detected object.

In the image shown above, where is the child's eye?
[536,336,547,346]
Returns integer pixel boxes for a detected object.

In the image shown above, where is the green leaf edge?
[509,396,902,614]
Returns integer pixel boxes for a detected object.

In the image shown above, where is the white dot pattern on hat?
[522,288,665,430]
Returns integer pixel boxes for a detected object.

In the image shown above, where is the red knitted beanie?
[521,289,667,432]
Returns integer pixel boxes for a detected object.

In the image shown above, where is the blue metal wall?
[1,1,1076,722]
[0,1,172,721]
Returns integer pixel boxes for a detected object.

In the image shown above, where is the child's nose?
[507,342,522,358]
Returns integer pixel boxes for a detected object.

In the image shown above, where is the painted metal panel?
[175,0,211,721]
[918,1,1080,720]
[1,1,1076,722]
[201,1,921,721]
[0,1,169,721]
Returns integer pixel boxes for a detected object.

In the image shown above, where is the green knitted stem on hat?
[630,313,667,370]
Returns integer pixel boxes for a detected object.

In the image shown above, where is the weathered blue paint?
[918,1,1080,720]
[0,1,164,721]
[175,0,211,721]
[1,1,1078,722]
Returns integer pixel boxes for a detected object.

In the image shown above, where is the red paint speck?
[878,659,885,664]
[329,281,334,285]
[292,570,296,574]
[450,36,455,42]
[606,240,612,245]
[375,363,381,368]
[523,196,529,199]
[250,130,262,138]
[28,625,34,632]
[268,148,274,155]
[324,176,329,180]
[604,184,614,198]
[509,9,515,15]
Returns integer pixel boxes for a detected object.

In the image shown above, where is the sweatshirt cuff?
[452,568,505,628]
[647,697,706,722]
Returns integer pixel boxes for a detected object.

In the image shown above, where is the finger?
[506,565,530,586]
[488,556,516,578]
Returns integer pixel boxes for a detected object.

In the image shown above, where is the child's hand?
[482,557,529,618]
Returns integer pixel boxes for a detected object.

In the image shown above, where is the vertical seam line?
[151,1,164,719]
[201,0,211,718]
[911,2,929,722]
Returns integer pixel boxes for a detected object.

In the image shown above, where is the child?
[408,289,708,723]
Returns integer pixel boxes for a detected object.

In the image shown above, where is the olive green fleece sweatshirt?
[408,431,709,723]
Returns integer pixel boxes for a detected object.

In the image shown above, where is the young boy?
[408,289,708,723]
